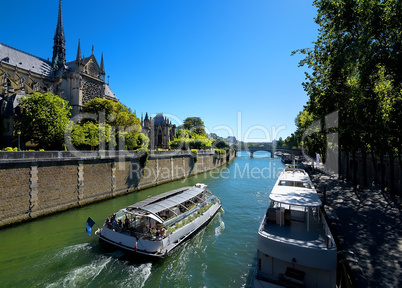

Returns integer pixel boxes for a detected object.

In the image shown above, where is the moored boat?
[252,167,337,287]
[95,183,221,258]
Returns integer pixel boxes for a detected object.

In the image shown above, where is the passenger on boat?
[144,224,150,234]
[106,217,112,228]
[112,219,118,230]
[124,216,130,229]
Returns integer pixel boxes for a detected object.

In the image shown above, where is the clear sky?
[1,0,318,142]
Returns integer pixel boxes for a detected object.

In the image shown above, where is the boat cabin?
[103,184,217,241]
[266,177,322,231]
[255,168,337,288]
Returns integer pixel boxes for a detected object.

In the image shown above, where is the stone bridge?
[235,146,302,158]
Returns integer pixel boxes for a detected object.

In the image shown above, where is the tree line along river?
[0,151,284,287]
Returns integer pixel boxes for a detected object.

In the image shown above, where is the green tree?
[182,117,207,137]
[294,0,402,189]
[84,98,141,129]
[84,122,101,149]
[212,139,229,149]
[78,98,147,150]
[17,92,71,150]
[125,131,150,150]
[169,138,189,150]
[69,122,113,150]
[70,123,85,147]
[276,137,284,148]
[176,128,190,139]
[284,133,299,149]
[170,118,212,150]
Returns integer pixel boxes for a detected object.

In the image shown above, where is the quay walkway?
[311,171,402,288]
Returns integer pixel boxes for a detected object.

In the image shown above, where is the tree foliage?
[169,117,217,150]
[84,98,141,129]
[181,117,207,137]
[70,122,114,150]
[72,98,148,150]
[17,92,71,150]
[292,0,402,188]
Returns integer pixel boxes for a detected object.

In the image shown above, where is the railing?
[0,149,216,162]
[321,211,336,249]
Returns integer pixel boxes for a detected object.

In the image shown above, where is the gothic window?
[88,63,96,76]
[19,77,25,90]
[157,128,163,147]
[82,79,101,104]
[2,72,8,86]
[33,82,40,92]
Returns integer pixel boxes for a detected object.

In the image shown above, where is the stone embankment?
[312,171,402,288]
[0,150,234,228]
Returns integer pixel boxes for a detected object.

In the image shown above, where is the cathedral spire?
[76,39,81,63]
[100,52,105,80]
[52,0,66,69]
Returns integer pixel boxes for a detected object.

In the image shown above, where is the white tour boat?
[95,183,221,258]
[252,167,337,287]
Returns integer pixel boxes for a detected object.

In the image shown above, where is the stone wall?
[0,150,234,227]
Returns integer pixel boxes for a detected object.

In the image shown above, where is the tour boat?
[252,167,337,287]
[95,183,221,258]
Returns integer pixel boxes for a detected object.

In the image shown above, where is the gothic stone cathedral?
[0,0,117,147]
[0,0,176,149]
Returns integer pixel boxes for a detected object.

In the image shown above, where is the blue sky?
[1,0,318,142]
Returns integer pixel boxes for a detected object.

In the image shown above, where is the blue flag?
[86,217,95,236]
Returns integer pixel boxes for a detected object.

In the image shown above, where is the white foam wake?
[215,213,225,237]
[46,256,112,288]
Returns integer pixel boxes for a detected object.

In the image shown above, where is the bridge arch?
[235,146,302,158]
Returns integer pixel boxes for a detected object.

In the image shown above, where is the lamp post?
[17,130,21,151]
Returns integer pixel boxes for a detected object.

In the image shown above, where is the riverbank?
[311,170,402,287]
[0,150,234,228]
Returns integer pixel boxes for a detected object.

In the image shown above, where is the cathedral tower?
[52,0,66,69]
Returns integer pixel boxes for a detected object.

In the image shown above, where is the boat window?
[116,210,126,218]
[279,180,311,189]
[196,193,207,202]
[157,209,170,220]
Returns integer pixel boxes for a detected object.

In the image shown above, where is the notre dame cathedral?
[0,0,177,150]
[0,0,117,147]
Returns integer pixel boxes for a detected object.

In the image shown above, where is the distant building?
[0,0,117,147]
[141,113,176,150]
[207,133,237,146]
[226,136,237,146]
[208,133,219,140]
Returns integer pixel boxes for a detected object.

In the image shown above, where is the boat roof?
[125,186,206,215]
[280,168,311,182]
[269,168,322,207]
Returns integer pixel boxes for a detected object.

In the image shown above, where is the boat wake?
[24,243,153,288]
[53,243,91,259]
[110,262,152,288]
[45,255,113,287]
[215,212,225,237]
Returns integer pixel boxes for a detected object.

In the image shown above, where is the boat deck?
[260,218,328,249]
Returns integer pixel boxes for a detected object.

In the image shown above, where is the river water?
[0,152,284,288]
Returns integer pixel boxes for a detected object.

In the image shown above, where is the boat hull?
[252,168,337,287]
[96,202,222,258]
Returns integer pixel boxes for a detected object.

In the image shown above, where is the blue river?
[0,152,284,287]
